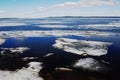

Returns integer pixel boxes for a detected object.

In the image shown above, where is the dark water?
[0,17,120,80]
[1,36,120,64]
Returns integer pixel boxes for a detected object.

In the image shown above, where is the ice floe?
[53,38,112,56]
[36,20,62,24]
[0,38,6,45]
[0,62,43,80]
[0,22,26,27]
[37,25,69,28]
[0,30,118,38]
[22,57,39,61]
[43,53,54,58]
[55,67,73,71]
[1,47,30,55]
[78,21,120,30]
[73,58,110,72]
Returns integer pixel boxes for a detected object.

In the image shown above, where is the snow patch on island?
[53,38,112,56]
[0,62,43,80]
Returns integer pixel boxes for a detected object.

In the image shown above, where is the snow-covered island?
[53,38,112,56]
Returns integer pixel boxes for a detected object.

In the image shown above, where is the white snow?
[0,38,6,45]
[73,58,110,72]
[0,62,43,80]
[53,38,112,56]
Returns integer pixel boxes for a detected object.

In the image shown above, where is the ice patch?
[0,62,43,80]
[0,38,6,45]
[53,38,112,56]
[73,58,110,72]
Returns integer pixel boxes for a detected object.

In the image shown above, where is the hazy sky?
[0,0,120,18]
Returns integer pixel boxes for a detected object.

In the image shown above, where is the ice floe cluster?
[0,18,120,39]
[0,30,118,39]
[53,38,112,56]
[52,38,112,73]
[78,21,120,30]
[0,41,112,80]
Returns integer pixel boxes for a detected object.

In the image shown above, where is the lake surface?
[0,17,120,80]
